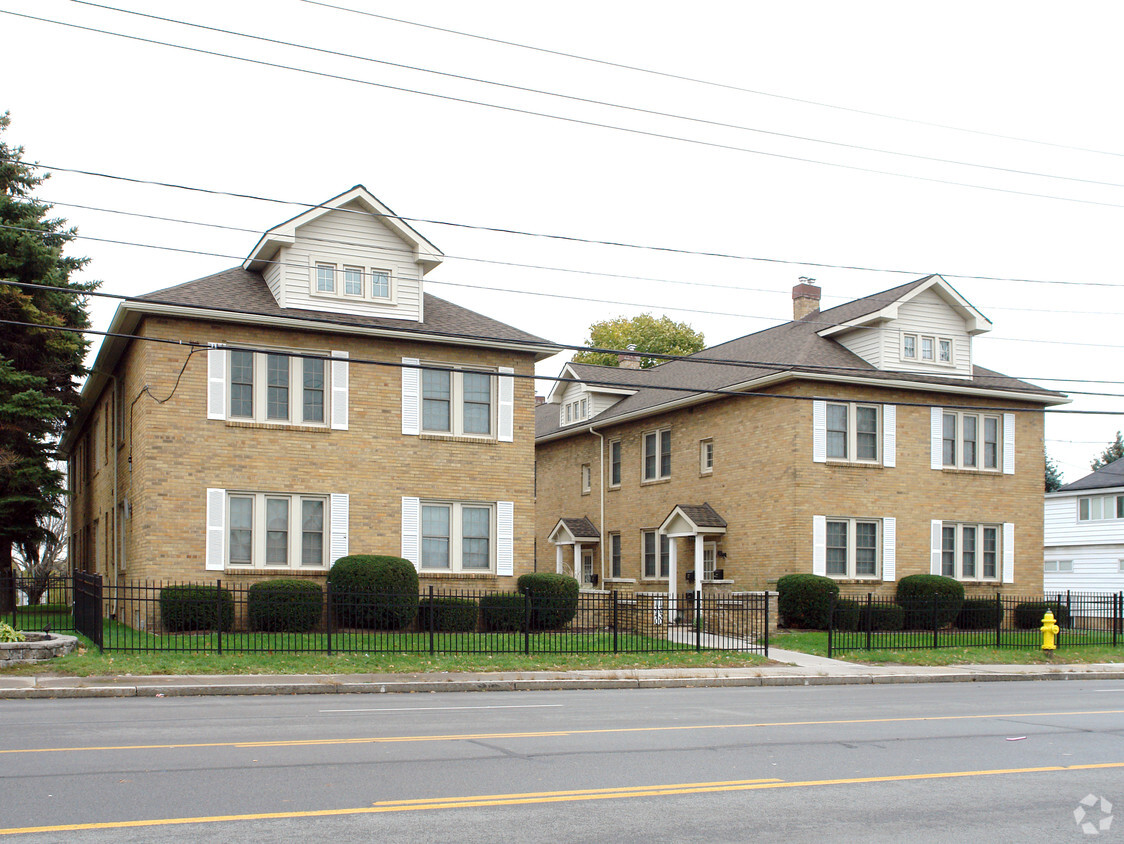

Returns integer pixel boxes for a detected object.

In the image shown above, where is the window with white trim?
[904,333,953,365]
[941,522,1000,580]
[1078,494,1124,521]
[422,365,495,436]
[310,260,393,302]
[581,463,591,494]
[226,350,329,426]
[942,411,1001,470]
[642,529,670,578]
[608,439,622,488]
[825,518,880,578]
[420,502,494,572]
[609,532,622,578]
[826,402,880,462]
[226,492,328,569]
[642,428,671,481]
[903,334,917,359]
[1044,560,1073,572]
[700,439,714,474]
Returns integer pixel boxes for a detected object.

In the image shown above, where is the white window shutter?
[402,358,420,436]
[930,407,943,470]
[812,515,826,576]
[497,501,514,576]
[330,351,349,430]
[329,493,349,564]
[1002,522,1015,583]
[401,496,420,569]
[812,401,827,463]
[882,517,896,581]
[882,405,896,468]
[930,519,943,575]
[498,367,514,443]
[207,349,226,420]
[205,488,225,571]
[1003,413,1015,475]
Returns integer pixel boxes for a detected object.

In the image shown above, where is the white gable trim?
[817,275,993,339]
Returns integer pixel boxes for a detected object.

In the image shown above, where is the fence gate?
[73,572,103,649]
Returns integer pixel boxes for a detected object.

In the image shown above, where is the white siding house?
[1044,461,1124,593]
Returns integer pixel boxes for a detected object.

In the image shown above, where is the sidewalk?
[3,648,1124,699]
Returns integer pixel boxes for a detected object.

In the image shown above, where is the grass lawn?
[773,630,1124,665]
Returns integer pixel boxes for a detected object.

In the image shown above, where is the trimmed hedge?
[777,573,839,630]
[480,593,525,632]
[328,555,419,630]
[159,584,234,633]
[1014,601,1072,630]
[517,573,579,630]
[896,575,964,629]
[956,597,1004,630]
[833,598,861,631]
[247,579,322,633]
[861,603,905,631]
[417,597,479,633]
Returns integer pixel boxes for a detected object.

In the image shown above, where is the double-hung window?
[940,522,999,580]
[903,333,954,365]
[643,428,671,481]
[942,411,1001,470]
[581,463,591,494]
[315,264,336,294]
[608,439,622,487]
[700,439,714,474]
[825,403,880,462]
[227,350,330,426]
[422,366,494,436]
[420,502,494,572]
[609,532,622,578]
[226,492,328,569]
[825,518,880,578]
[642,530,670,578]
[311,260,393,302]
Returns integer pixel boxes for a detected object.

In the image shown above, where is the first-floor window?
[1078,494,1124,521]
[1044,560,1073,573]
[610,532,622,578]
[941,522,999,580]
[825,518,879,578]
[227,492,328,569]
[642,530,670,578]
[421,502,494,572]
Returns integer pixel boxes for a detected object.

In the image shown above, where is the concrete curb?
[3,667,1124,699]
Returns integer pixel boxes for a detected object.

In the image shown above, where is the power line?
[301,0,1124,161]
[62,1,1124,193]
[7,9,1124,213]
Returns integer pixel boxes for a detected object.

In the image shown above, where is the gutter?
[588,425,605,586]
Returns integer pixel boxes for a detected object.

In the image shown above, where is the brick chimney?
[792,277,821,321]
[618,344,642,369]
[535,395,545,406]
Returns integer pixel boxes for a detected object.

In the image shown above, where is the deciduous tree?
[571,314,704,368]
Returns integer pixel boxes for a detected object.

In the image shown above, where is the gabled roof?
[1056,459,1124,493]
[243,185,443,274]
[537,276,1067,442]
[549,517,601,543]
[544,361,646,406]
[659,503,728,536]
[815,274,991,338]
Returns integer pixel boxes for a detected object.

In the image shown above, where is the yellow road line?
[2,764,1122,836]
[1,708,1121,757]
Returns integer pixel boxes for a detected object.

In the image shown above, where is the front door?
[581,548,595,587]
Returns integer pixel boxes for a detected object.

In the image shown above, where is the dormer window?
[902,333,954,366]
[939,339,952,363]
[310,258,394,303]
[903,335,916,359]
[316,264,336,294]
[344,267,363,296]
[921,337,934,361]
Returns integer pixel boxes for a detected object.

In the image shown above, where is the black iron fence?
[19,575,769,656]
[2,574,76,634]
[828,591,1124,656]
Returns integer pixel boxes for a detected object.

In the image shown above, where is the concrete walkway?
[3,653,1124,699]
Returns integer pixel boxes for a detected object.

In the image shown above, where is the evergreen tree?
[1091,432,1124,472]
[1045,453,1063,492]
[0,113,96,610]
[571,314,705,368]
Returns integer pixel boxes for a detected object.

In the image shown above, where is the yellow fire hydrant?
[1041,610,1060,652]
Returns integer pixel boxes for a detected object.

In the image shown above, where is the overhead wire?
[6,9,1124,212]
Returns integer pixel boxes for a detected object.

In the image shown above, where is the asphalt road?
[2,681,1123,842]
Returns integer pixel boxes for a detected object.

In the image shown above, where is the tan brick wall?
[536,379,1046,596]
[69,315,538,593]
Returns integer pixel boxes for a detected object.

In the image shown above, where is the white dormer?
[547,363,637,426]
[243,186,443,322]
[819,276,990,378]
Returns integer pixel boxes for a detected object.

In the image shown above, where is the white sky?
[3,0,1122,483]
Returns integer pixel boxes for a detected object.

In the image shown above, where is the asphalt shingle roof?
[1057,459,1124,493]
[559,517,600,539]
[674,503,727,529]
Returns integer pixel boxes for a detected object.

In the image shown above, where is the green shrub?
[159,584,234,633]
[956,597,1004,630]
[247,579,322,633]
[328,555,419,630]
[480,593,525,632]
[1014,601,1072,630]
[896,575,964,629]
[517,573,579,630]
[861,603,905,631]
[833,598,861,631]
[777,573,839,630]
[417,596,478,632]
[0,621,24,643]
[15,603,69,615]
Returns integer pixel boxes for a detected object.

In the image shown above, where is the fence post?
[763,591,769,658]
[1116,592,1121,646]
[215,579,223,656]
[863,593,872,651]
[428,585,435,655]
[995,592,1002,649]
[326,581,333,655]
[612,590,618,654]
[523,590,530,656]
[931,594,938,650]
[827,594,835,658]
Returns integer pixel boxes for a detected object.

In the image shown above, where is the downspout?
[94,371,119,616]
[588,425,604,588]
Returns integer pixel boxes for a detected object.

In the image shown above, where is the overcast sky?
[3,0,1122,482]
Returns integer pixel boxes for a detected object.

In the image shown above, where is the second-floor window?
[609,439,622,487]
[643,428,671,481]
[1078,494,1124,521]
[942,411,1000,471]
[422,367,493,436]
[700,439,714,474]
[826,402,880,462]
[581,463,591,494]
[228,350,329,426]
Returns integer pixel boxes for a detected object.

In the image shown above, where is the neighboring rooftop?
[1056,459,1124,493]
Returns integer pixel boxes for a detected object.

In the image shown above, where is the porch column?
[555,543,564,574]
[694,534,704,597]
[667,536,677,602]
[573,543,582,580]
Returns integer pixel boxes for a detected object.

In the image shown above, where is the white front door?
[581,548,595,587]
[703,542,717,581]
